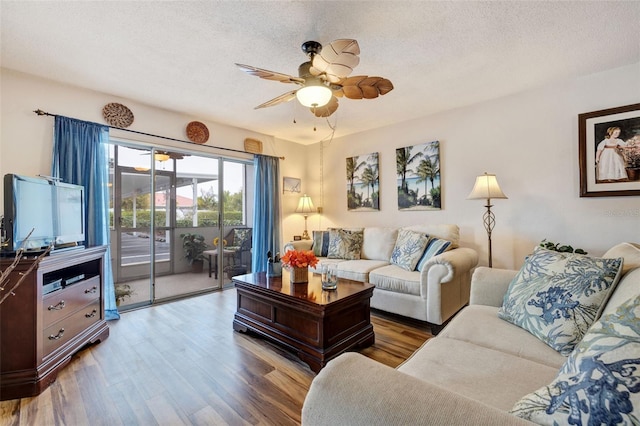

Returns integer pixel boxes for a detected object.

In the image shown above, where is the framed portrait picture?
[283,176,301,194]
[579,103,640,197]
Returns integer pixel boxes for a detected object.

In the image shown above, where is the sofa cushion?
[233,228,251,246]
[312,230,330,257]
[334,259,390,282]
[390,229,430,271]
[361,227,398,261]
[402,224,460,248]
[440,305,566,369]
[603,242,640,275]
[498,247,623,356]
[601,267,640,317]
[416,237,453,271]
[327,228,364,260]
[511,294,640,425]
[398,336,561,411]
[369,264,421,296]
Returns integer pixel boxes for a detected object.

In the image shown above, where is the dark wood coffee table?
[232,270,375,373]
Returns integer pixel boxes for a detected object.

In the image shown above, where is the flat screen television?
[2,174,85,253]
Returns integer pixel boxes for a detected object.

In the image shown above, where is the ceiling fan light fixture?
[296,83,332,108]
[154,153,170,162]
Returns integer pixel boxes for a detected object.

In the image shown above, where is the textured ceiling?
[2,1,639,145]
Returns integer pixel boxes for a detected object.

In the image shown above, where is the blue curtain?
[252,155,281,273]
[52,116,119,320]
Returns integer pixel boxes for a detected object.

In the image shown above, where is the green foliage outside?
[114,210,243,228]
[114,189,245,228]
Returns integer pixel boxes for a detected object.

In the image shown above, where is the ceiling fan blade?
[311,96,339,117]
[235,63,305,85]
[310,39,360,84]
[254,90,298,109]
[340,76,394,100]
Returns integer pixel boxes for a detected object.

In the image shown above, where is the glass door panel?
[221,160,254,285]
[108,143,255,311]
[173,154,222,291]
[114,149,153,309]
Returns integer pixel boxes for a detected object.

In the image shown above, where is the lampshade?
[154,153,170,162]
[295,194,315,214]
[467,173,508,200]
[296,83,332,108]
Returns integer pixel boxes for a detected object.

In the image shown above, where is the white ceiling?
[2,1,639,145]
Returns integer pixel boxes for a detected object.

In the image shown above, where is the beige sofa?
[284,224,478,328]
[302,242,640,425]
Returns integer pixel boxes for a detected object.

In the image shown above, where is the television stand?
[0,245,109,401]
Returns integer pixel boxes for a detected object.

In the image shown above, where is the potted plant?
[181,233,208,273]
[115,283,134,306]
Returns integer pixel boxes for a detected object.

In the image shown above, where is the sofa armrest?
[302,353,531,426]
[419,247,478,324]
[469,266,519,307]
[420,247,478,288]
[283,240,313,252]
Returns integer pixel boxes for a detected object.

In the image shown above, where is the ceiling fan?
[235,39,394,118]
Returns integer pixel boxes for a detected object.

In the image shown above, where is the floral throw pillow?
[511,294,640,425]
[327,229,364,260]
[390,229,430,271]
[498,247,623,355]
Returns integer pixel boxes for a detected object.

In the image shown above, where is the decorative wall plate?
[102,103,134,128]
[244,138,263,154]
[186,121,209,144]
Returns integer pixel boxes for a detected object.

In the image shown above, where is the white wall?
[298,62,640,269]
[3,65,639,271]
[0,69,307,248]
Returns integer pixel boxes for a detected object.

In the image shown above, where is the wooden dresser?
[0,246,109,401]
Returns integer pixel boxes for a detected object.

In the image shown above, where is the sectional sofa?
[302,242,640,425]
[284,224,478,328]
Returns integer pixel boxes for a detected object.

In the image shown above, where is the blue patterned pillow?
[390,229,430,271]
[415,238,452,271]
[498,247,623,355]
[312,231,330,257]
[511,294,640,425]
[327,229,364,260]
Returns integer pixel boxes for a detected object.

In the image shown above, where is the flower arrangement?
[281,249,319,269]
[213,237,227,247]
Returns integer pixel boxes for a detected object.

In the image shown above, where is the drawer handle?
[85,309,98,318]
[48,300,66,311]
[84,286,98,294]
[48,328,65,340]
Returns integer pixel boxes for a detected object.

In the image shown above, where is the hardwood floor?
[1,287,432,426]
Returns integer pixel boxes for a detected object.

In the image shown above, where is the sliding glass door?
[108,143,253,310]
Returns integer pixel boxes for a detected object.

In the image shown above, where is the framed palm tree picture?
[396,141,441,210]
[346,152,379,211]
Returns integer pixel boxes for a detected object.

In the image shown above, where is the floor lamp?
[467,173,507,267]
[295,194,315,240]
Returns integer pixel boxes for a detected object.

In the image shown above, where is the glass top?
[232,269,374,306]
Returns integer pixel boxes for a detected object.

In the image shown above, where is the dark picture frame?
[579,103,640,197]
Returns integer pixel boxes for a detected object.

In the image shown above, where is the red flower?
[281,249,319,269]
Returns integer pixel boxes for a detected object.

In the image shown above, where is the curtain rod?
[33,109,284,160]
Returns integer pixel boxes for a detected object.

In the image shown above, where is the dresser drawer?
[42,276,101,327]
[42,300,101,357]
